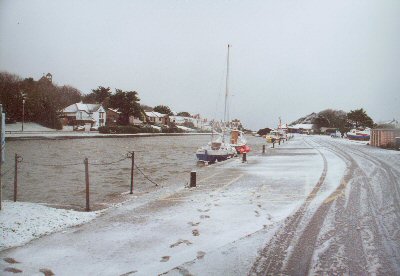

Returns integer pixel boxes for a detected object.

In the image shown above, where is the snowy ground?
[0,201,98,251]
[5,122,56,132]
[1,135,399,275]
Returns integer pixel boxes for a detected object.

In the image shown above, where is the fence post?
[262,145,265,154]
[84,157,90,211]
[278,139,281,145]
[14,154,18,202]
[130,151,134,194]
[272,141,275,148]
[242,152,247,163]
[0,104,2,210]
[190,171,196,187]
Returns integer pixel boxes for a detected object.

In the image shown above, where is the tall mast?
[224,44,230,124]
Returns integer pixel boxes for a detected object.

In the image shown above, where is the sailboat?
[196,45,237,163]
[230,128,251,154]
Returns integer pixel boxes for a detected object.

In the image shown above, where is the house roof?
[289,123,314,130]
[145,111,168,118]
[107,108,121,114]
[62,102,102,113]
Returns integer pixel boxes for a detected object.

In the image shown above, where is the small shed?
[370,129,400,148]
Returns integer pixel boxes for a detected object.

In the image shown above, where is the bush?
[99,126,139,134]
[99,125,161,134]
[161,126,184,133]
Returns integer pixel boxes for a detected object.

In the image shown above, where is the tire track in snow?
[309,139,398,275]
[248,139,328,275]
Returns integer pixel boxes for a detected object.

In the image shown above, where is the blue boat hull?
[196,153,230,163]
[347,134,370,141]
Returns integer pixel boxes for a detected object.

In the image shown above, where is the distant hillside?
[290,109,351,132]
[290,112,318,125]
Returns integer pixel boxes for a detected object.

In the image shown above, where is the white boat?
[347,128,370,141]
[196,133,236,163]
[196,44,237,163]
[230,129,251,154]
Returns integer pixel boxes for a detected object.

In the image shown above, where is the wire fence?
[1,151,166,211]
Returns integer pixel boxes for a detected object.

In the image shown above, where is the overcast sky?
[1,0,399,130]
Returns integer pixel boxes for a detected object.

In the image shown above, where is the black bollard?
[190,171,196,187]
[278,139,281,145]
[272,142,275,148]
[242,152,247,163]
[262,145,265,154]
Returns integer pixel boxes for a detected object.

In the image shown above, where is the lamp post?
[21,92,26,132]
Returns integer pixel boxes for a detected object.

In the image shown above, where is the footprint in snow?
[188,221,200,226]
[160,256,170,262]
[200,215,210,219]
[119,271,137,276]
[170,239,192,248]
[4,267,23,273]
[192,229,200,236]
[39,268,55,276]
[254,210,260,217]
[3,258,20,264]
[197,251,206,259]
[197,209,210,213]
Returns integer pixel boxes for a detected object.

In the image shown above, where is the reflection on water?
[2,135,264,210]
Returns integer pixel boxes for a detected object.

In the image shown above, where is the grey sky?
[1,0,399,130]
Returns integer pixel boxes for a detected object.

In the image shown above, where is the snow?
[1,135,384,275]
[289,123,314,130]
[0,201,98,251]
[176,125,195,132]
[5,122,56,131]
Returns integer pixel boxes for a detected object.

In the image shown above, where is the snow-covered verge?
[5,122,56,132]
[0,201,98,251]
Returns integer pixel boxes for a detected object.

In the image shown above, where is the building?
[129,116,143,126]
[288,123,314,134]
[145,111,169,125]
[106,108,120,126]
[61,102,106,128]
[170,114,211,131]
[370,129,400,148]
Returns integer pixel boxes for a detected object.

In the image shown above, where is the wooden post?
[190,171,196,187]
[242,152,247,163]
[84,157,90,211]
[130,151,134,194]
[0,104,2,210]
[262,145,265,154]
[14,154,18,202]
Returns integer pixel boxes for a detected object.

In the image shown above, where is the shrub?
[99,125,161,134]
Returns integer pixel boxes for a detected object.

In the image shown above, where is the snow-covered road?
[250,136,400,275]
[1,135,399,275]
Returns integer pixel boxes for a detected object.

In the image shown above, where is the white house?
[170,115,211,131]
[145,111,169,125]
[61,102,106,128]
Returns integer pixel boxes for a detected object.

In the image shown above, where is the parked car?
[331,130,341,138]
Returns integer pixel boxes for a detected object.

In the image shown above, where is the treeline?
[0,71,197,130]
[312,108,373,133]
[0,72,81,129]
[257,108,375,136]
[82,86,144,125]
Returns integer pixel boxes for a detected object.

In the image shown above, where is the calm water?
[2,135,264,210]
